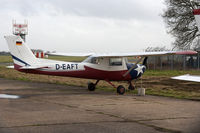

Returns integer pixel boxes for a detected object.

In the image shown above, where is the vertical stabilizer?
[4,35,38,68]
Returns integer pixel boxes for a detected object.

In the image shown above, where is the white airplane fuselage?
[14,56,145,81]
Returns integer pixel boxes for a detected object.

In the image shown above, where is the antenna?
[12,20,28,42]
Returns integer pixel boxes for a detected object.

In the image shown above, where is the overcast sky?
[0,0,174,52]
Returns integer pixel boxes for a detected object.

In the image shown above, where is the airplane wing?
[92,51,196,57]
[171,74,200,82]
[48,51,197,57]
[47,52,94,57]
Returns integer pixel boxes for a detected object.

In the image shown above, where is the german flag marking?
[16,41,22,45]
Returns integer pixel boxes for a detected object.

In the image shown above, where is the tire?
[88,82,96,91]
[117,85,125,95]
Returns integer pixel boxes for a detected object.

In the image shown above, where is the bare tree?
[145,46,170,52]
[162,0,200,50]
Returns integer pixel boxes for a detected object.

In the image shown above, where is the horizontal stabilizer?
[6,66,14,69]
[20,65,49,70]
[171,74,200,82]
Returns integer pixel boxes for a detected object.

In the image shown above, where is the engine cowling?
[126,63,146,80]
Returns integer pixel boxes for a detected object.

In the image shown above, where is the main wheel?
[88,82,96,91]
[117,85,125,95]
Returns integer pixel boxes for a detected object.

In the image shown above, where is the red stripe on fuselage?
[14,64,22,70]
[14,64,132,81]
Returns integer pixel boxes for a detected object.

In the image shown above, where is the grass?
[0,55,12,63]
[0,55,200,100]
[145,88,200,100]
[96,84,200,100]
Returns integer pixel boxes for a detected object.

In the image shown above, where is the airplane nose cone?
[134,64,146,78]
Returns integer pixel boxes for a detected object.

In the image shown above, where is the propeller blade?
[142,57,148,66]
[123,57,144,77]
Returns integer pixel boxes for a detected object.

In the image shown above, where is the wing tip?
[175,51,197,55]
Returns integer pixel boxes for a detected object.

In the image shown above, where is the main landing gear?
[88,80,135,95]
[88,80,99,91]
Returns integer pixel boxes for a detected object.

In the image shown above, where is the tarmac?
[0,78,200,133]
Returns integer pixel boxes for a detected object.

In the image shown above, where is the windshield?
[83,57,100,64]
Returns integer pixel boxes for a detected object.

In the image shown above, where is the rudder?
[4,35,38,68]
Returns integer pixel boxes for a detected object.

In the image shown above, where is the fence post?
[170,55,174,70]
[183,55,186,71]
[198,52,200,70]
[154,56,156,70]
[160,57,162,70]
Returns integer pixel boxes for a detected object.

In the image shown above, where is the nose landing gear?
[128,81,135,90]
[88,80,135,95]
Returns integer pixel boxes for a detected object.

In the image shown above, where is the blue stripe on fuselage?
[126,63,138,79]
[11,54,30,66]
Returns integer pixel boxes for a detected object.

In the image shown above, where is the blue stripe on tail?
[11,54,30,66]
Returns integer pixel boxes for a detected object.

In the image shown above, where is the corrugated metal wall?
[146,52,200,70]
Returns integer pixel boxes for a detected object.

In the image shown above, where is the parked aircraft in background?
[171,8,200,83]
[4,35,197,94]
[172,74,200,82]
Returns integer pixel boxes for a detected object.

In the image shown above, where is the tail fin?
[4,35,38,68]
[193,9,200,30]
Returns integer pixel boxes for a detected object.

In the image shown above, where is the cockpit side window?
[109,58,122,66]
[83,57,100,64]
[91,57,100,64]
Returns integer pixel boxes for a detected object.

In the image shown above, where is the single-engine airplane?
[4,35,197,94]
[171,8,200,83]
